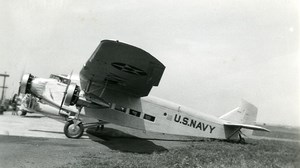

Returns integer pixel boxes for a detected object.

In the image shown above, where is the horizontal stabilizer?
[224,123,270,132]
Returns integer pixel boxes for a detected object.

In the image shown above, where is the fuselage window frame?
[143,113,156,122]
[129,109,141,117]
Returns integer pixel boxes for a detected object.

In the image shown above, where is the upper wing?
[224,123,270,132]
[80,40,165,97]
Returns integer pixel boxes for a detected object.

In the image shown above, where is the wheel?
[95,124,104,131]
[64,120,84,139]
[21,110,27,116]
[239,137,246,144]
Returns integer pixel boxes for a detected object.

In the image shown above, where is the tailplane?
[220,100,269,141]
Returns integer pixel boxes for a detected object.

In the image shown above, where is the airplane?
[19,40,269,143]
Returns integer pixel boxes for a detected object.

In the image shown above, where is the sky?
[0,0,299,126]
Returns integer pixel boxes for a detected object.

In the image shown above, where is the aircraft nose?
[19,74,47,98]
[19,74,35,95]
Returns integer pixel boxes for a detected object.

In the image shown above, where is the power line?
[0,72,9,102]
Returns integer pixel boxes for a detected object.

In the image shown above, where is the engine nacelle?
[19,74,35,95]
[64,83,80,106]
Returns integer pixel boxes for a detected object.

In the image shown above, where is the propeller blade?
[17,68,26,96]
[58,71,73,114]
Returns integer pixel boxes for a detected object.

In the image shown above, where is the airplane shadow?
[28,129,90,137]
[86,128,168,154]
[22,115,44,118]
[29,129,65,134]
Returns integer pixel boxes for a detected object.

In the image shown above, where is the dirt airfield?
[0,111,299,168]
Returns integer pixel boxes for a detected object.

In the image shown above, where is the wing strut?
[99,80,108,98]
[58,71,73,115]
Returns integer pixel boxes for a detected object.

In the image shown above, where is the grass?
[253,124,300,140]
[60,139,300,168]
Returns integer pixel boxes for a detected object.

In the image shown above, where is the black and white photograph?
[0,0,299,167]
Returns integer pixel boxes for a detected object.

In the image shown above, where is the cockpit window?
[50,74,70,85]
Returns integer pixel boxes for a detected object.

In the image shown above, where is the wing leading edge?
[80,40,165,97]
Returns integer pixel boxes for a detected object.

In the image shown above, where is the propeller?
[58,71,73,115]
[17,68,26,96]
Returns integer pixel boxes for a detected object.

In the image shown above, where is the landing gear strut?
[238,134,246,144]
[227,128,247,144]
[63,106,84,139]
[63,106,106,139]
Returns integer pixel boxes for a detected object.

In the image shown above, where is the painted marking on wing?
[111,62,147,76]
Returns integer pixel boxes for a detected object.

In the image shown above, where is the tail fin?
[221,100,269,140]
[220,99,258,125]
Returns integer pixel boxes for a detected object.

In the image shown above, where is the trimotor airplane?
[19,40,269,142]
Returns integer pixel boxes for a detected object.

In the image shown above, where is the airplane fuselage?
[82,96,228,139]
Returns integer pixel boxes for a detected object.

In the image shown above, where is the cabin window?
[129,109,141,117]
[143,114,155,122]
[115,105,126,113]
[49,74,70,85]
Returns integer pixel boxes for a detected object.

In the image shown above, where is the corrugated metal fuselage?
[82,95,228,139]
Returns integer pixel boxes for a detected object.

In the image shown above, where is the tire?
[21,111,27,116]
[64,120,84,139]
[239,137,246,144]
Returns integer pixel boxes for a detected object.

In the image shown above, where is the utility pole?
[0,72,9,103]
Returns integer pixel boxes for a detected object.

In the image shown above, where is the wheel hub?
[68,124,81,136]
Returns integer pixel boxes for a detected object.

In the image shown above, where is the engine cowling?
[19,74,35,95]
[64,83,80,106]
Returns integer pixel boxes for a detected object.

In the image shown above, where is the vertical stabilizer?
[220,100,258,125]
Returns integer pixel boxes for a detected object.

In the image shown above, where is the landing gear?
[64,106,84,139]
[238,134,246,144]
[227,129,247,144]
[96,124,104,131]
[63,106,107,139]
[64,120,84,139]
[20,110,27,116]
